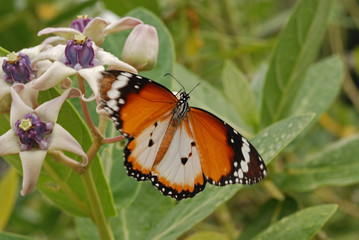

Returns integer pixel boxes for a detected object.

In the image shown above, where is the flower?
[0,46,48,111]
[30,34,137,101]
[64,34,97,70]
[122,24,159,71]
[0,85,88,195]
[2,52,34,84]
[38,15,143,46]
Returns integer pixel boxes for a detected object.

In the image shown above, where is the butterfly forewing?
[100,70,267,200]
[100,71,177,137]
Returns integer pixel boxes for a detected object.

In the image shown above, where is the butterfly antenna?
[164,73,186,92]
[188,82,201,95]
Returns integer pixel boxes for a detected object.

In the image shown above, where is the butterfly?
[99,70,267,200]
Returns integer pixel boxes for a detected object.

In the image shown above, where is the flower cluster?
[0,15,159,196]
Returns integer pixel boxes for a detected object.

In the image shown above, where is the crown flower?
[0,45,48,111]
[30,34,137,101]
[38,15,143,46]
[0,85,88,196]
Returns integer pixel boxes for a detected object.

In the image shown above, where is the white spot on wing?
[121,72,133,77]
[113,76,130,88]
[237,169,244,178]
[242,144,251,163]
[107,89,120,99]
[240,160,248,173]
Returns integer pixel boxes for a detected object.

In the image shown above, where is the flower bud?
[70,15,92,32]
[2,52,33,84]
[65,34,95,70]
[122,24,159,71]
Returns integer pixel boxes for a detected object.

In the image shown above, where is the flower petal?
[19,150,47,196]
[35,88,81,123]
[104,17,143,35]
[0,129,20,155]
[34,59,53,77]
[95,49,137,73]
[83,17,109,45]
[31,45,66,67]
[48,124,88,166]
[31,61,77,90]
[38,27,81,39]
[41,36,67,46]
[20,44,48,60]
[0,78,11,104]
[10,85,34,127]
[17,83,39,109]
[78,65,104,101]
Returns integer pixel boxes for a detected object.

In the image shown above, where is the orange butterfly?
[100,71,267,200]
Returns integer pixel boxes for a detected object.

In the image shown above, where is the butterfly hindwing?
[188,108,266,186]
[124,113,172,181]
[150,119,206,200]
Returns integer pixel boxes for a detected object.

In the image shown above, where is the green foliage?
[275,135,359,191]
[261,0,334,126]
[0,168,18,230]
[222,60,260,131]
[253,204,338,240]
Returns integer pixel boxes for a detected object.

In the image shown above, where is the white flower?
[38,15,143,46]
[30,34,137,101]
[0,45,48,111]
[0,85,88,195]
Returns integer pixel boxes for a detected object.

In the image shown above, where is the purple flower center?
[70,15,92,32]
[15,113,53,151]
[2,52,33,84]
[64,34,95,70]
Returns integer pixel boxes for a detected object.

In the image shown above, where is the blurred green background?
[1,0,359,239]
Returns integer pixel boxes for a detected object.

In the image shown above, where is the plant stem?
[75,73,113,239]
[81,168,114,240]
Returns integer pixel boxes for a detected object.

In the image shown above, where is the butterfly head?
[173,92,190,120]
[179,92,190,102]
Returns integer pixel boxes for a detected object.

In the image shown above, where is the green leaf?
[146,114,314,240]
[0,232,35,240]
[252,204,337,240]
[261,0,334,126]
[76,217,100,240]
[101,8,175,88]
[111,183,174,240]
[275,134,359,192]
[0,168,18,230]
[0,88,116,217]
[290,55,344,117]
[106,125,142,209]
[76,182,174,240]
[238,197,299,240]
[222,60,259,130]
[185,231,229,240]
[101,0,160,16]
[251,63,268,115]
